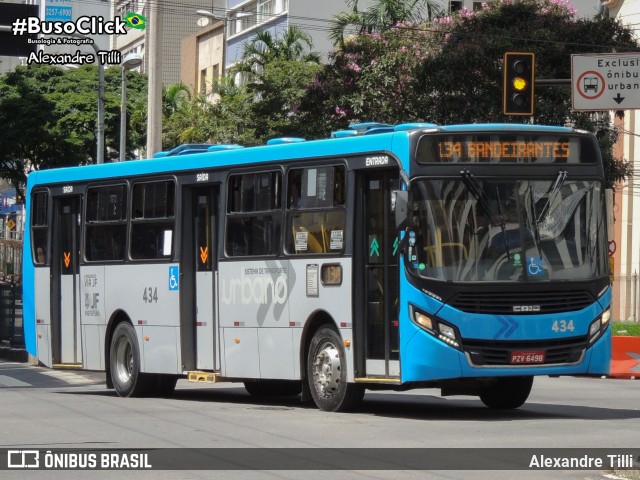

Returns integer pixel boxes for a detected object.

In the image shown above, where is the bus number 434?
[142,287,158,303]
[551,320,574,333]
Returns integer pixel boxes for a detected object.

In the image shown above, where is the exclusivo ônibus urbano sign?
[572,53,640,111]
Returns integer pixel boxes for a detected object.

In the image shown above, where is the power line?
[54,0,640,55]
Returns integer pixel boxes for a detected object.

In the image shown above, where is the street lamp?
[196,9,228,75]
[119,52,143,161]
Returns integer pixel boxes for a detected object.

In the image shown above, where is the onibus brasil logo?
[123,12,147,30]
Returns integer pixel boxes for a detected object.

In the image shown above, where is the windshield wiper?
[460,170,510,258]
[528,184,541,246]
[536,170,567,224]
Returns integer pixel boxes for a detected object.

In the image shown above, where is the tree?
[231,27,322,143]
[161,78,257,148]
[0,65,84,200]
[157,28,322,149]
[298,23,431,138]
[0,63,148,195]
[205,77,257,145]
[162,84,214,148]
[236,27,320,77]
[162,82,192,117]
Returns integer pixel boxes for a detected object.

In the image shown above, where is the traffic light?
[503,52,535,115]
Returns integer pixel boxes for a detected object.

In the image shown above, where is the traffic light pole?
[535,79,571,86]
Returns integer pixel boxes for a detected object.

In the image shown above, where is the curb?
[610,336,640,379]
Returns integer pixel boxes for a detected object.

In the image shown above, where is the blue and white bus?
[22,123,611,411]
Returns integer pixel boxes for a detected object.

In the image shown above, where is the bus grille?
[461,337,588,366]
[449,290,594,315]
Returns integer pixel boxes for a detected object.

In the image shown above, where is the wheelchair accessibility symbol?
[169,266,179,291]
[528,256,545,277]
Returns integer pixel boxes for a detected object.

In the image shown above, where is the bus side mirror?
[394,190,408,230]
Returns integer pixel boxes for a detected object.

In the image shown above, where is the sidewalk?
[0,342,29,362]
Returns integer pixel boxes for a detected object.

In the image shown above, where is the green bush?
[612,322,640,337]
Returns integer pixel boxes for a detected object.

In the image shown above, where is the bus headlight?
[413,311,434,330]
[589,308,611,344]
[588,319,601,342]
[410,305,461,349]
[438,323,456,340]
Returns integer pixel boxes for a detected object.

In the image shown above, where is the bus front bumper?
[400,326,612,383]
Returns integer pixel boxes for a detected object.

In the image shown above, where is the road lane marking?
[0,375,31,387]
[37,369,96,384]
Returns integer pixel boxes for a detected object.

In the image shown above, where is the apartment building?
[110,0,215,85]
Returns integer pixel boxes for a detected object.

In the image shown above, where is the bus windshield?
[406,176,607,283]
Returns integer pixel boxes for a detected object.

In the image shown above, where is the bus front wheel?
[307,327,364,412]
[109,322,153,397]
[478,376,533,409]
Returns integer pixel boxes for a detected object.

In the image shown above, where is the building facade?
[110,0,215,85]
[181,21,225,101]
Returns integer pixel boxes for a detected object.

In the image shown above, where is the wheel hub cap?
[313,342,340,398]
[115,337,133,384]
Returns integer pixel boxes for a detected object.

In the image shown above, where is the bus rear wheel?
[307,327,364,412]
[109,322,153,397]
[478,376,533,409]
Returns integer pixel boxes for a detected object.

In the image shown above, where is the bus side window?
[85,185,127,262]
[31,191,49,266]
[226,218,248,256]
[285,165,346,255]
[225,171,281,257]
[130,181,175,260]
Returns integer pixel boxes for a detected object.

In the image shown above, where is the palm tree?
[235,26,321,85]
[329,0,442,46]
[162,82,192,117]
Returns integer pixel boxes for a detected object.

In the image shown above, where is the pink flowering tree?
[298,23,434,134]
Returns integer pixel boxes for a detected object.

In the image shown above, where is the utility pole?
[69,33,105,164]
[146,0,163,157]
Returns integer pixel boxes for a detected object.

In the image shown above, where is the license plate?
[510,350,545,364]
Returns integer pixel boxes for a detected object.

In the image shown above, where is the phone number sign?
[572,53,640,111]
[45,0,72,22]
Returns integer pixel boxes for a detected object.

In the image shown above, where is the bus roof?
[27,129,404,189]
[437,123,581,134]
[25,123,588,190]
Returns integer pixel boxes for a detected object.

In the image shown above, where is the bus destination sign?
[437,139,570,162]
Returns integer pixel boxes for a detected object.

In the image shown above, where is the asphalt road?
[0,360,638,480]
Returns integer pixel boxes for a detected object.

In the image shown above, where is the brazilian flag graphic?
[123,12,147,30]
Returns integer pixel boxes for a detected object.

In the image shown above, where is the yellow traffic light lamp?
[503,52,535,115]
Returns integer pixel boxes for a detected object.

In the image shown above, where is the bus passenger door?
[181,186,219,371]
[51,195,82,366]
[355,170,400,379]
